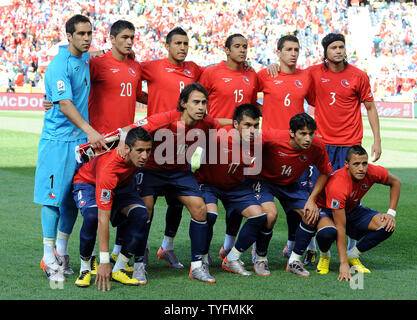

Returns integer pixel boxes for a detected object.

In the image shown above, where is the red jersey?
[89,51,142,134]
[140,58,204,115]
[260,129,333,185]
[257,68,314,130]
[131,110,221,172]
[316,164,389,213]
[73,148,137,210]
[199,61,259,119]
[194,127,256,190]
[308,63,374,146]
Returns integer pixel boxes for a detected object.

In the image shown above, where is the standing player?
[34,15,107,283]
[315,146,400,280]
[308,33,382,254]
[139,27,206,268]
[194,104,267,276]
[198,34,259,259]
[76,20,144,281]
[73,127,153,290]
[199,33,259,119]
[43,20,146,276]
[251,113,333,276]
[256,35,318,265]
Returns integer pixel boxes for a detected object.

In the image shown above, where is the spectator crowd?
[0,0,416,101]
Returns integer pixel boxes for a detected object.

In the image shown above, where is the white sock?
[306,236,317,251]
[347,246,361,259]
[134,262,144,271]
[43,238,56,264]
[288,251,302,264]
[55,231,70,256]
[226,247,242,261]
[191,260,203,270]
[347,237,357,251]
[256,254,268,262]
[112,244,122,255]
[80,257,91,273]
[202,254,210,265]
[320,250,331,258]
[113,253,129,272]
[223,234,236,251]
[161,236,174,251]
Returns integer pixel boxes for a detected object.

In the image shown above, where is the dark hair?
[346,145,368,162]
[233,104,261,123]
[225,33,246,49]
[177,83,209,111]
[110,20,135,38]
[277,35,299,51]
[289,113,317,133]
[125,127,152,149]
[65,15,91,35]
[166,27,188,44]
[321,33,347,67]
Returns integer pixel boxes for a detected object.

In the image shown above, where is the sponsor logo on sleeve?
[331,199,340,209]
[100,189,111,204]
[57,80,65,92]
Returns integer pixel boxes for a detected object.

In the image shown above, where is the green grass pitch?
[0,111,416,301]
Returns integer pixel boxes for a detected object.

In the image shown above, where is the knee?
[190,202,207,221]
[316,226,337,242]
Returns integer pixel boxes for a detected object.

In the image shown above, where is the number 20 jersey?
[88,51,143,134]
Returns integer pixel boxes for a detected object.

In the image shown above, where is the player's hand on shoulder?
[96,263,112,292]
[266,63,280,78]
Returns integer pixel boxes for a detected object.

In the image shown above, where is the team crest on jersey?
[294,80,303,88]
[299,154,308,162]
[341,79,350,88]
[331,199,340,209]
[136,119,148,126]
[184,69,192,77]
[222,78,233,83]
[243,76,250,84]
[129,68,137,77]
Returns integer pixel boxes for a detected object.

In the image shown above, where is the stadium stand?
[0,0,416,102]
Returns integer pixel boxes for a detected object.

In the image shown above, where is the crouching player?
[315,145,400,281]
[72,127,153,291]
[194,104,267,276]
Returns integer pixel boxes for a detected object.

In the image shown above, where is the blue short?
[304,145,351,193]
[200,182,260,216]
[318,205,379,240]
[248,178,309,214]
[73,176,145,227]
[34,137,86,207]
[135,168,203,199]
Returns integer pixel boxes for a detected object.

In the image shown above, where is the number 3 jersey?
[259,129,333,185]
[88,51,143,134]
[308,63,374,146]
